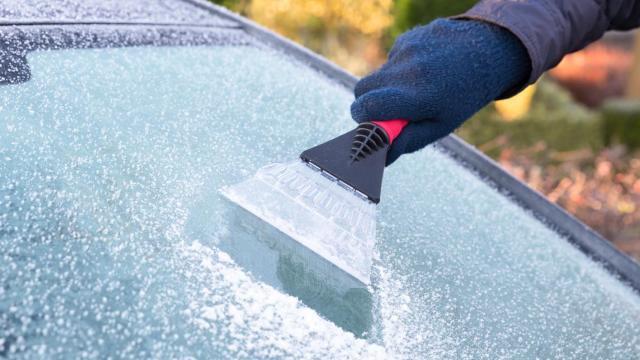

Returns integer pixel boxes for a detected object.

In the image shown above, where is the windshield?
[1,43,639,359]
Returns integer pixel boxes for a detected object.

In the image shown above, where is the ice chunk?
[220,161,377,286]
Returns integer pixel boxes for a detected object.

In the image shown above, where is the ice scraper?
[220,119,408,286]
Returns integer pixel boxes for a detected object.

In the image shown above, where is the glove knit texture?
[351,19,531,164]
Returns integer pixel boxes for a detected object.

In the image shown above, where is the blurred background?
[211,0,640,261]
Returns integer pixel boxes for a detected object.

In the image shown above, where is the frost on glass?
[0,43,639,359]
[0,0,236,27]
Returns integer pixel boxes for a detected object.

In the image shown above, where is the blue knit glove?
[351,19,531,165]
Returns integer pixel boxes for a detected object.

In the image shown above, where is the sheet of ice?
[0,0,236,26]
[221,161,377,286]
[0,42,639,359]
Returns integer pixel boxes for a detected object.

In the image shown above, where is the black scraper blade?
[300,122,394,204]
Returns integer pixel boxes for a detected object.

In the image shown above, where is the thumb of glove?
[350,87,435,124]
[386,120,456,165]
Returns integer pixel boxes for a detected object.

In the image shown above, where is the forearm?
[459,0,640,88]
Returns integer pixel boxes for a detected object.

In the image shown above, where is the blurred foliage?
[459,79,603,159]
[494,84,537,121]
[391,0,477,38]
[601,99,640,149]
[208,0,478,74]
[246,0,393,36]
[459,80,640,259]
[212,0,393,75]
[495,144,640,260]
[208,0,245,11]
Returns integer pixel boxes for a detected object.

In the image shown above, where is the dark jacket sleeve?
[458,0,640,86]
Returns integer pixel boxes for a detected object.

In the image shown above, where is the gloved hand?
[351,19,531,165]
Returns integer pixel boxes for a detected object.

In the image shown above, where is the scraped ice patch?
[180,241,386,359]
[217,202,374,337]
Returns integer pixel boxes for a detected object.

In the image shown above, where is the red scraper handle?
[371,119,409,144]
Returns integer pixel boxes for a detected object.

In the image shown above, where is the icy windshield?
[1,44,639,359]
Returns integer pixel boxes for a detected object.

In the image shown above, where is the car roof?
[1,0,638,291]
[0,0,237,27]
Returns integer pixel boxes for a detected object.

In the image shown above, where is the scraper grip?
[370,119,409,144]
